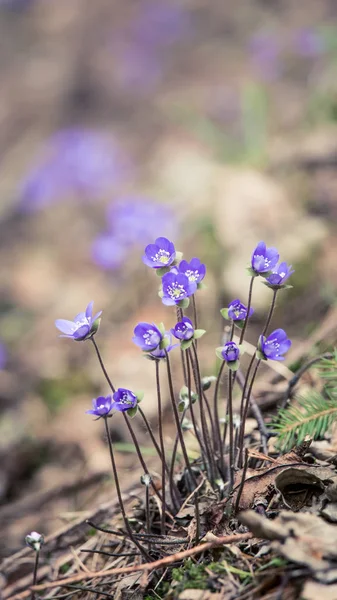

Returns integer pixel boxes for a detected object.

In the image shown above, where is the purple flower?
[161,272,197,306]
[266,262,294,287]
[86,395,114,417]
[133,322,163,351]
[251,241,279,274]
[249,32,281,81]
[142,237,176,269]
[178,258,206,284]
[25,531,44,551]
[148,334,177,359]
[112,388,137,412]
[55,301,102,341]
[228,299,254,321]
[258,328,291,361]
[172,317,194,341]
[220,341,240,363]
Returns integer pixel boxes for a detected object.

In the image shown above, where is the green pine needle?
[272,350,337,451]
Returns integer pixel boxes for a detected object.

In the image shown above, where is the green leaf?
[220,308,229,320]
[201,375,217,391]
[181,339,193,351]
[256,349,266,361]
[127,406,138,418]
[156,266,171,277]
[178,298,190,309]
[215,347,224,360]
[160,335,171,349]
[174,251,183,263]
[228,359,240,371]
[197,281,207,290]
[193,329,206,340]
[157,322,166,336]
[135,391,144,402]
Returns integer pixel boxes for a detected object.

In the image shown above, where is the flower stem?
[261,289,278,338]
[189,344,217,485]
[227,370,235,490]
[155,360,166,535]
[103,417,150,560]
[239,276,256,344]
[31,550,39,600]
[165,350,197,489]
[122,413,161,502]
[91,338,115,393]
[213,360,226,470]
[237,358,261,468]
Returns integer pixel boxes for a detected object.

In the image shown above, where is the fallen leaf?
[240,510,337,583]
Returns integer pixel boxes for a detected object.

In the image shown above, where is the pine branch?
[272,350,337,451]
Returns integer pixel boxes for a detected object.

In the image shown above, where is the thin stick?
[18,534,254,599]
[213,361,226,471]
[91,338,115,393]
[103,417,150,561]
[237,359,261,468]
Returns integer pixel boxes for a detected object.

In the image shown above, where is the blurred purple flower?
[25,531,44,551]
[91,234,128,271]
[171,317,194,341]
[55,301,102,341]
[107,199,178,245]
[131,0,191,48]
[143,237,176,269]
[112,388,137,412]
[266,262,294,287]
[249,32,281,80]
[251,241,279,275]
[228,299,254,321]
[178,258,206,284]
[294,28,324,57]
[19,128,130,212]
[0,342,7,370]
[133,322,163,351]
[161,271,196,306]
[258,328,291,361]
[86,395,114,417]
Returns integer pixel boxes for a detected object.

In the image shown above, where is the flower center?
[168,283,186,298]
[185,269,198,282]
[152,249,170,264]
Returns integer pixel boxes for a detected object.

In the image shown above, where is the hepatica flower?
[161,272,197,306]
[179,258,206,286]
[251,241,279,275]
[142,237,176,269]
[222,299,254,322]
[133,322,163,351]
[172,317,194,341]
[86,395,114,417]
[216,341,240,370]
[55,301,102,341]
[112,388,138,412]
[258,329,291,361]
[25,531,44,552]
[265,262,294,289]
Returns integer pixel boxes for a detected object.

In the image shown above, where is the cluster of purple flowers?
[55,237,293,422]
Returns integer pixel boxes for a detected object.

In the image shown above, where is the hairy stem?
[31,550,39,600]
[91,338,115,393]
[103,417,150,560]
[239,276,256,344]
[155,360,166,534]
[213,361,226,474]
[237,358,261,468]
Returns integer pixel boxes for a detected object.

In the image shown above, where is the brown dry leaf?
[240,510,337,583]
[232,448,335,511]
[301,580,337,600]
[274,467,326,510]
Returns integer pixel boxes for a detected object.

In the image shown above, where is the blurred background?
[0,0,337,556]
